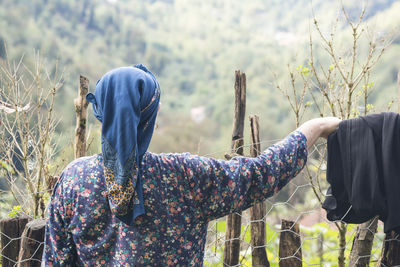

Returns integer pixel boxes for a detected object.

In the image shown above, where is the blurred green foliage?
[8,205,22,218]
[0,0,398,164]
[204,219,385,266]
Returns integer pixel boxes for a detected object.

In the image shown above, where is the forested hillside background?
[1,0,399,159]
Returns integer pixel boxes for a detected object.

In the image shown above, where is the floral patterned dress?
[42,131,307,266]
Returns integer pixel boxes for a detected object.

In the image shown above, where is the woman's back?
[43,152,210,266]
[42,131,308,266]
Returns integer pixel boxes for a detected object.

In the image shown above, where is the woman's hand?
[319,117,342,139]
[297,117,341,149]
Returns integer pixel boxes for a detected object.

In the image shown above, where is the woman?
[42,65,340,266]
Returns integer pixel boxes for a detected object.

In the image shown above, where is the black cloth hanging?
[322,112,400,233]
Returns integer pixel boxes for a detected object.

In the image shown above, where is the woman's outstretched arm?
[156,117,340,223]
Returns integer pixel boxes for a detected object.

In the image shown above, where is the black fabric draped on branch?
[323,112,400,233]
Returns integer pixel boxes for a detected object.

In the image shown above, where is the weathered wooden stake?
[377,71,400,266]
[0,216,30,267]
[249,115,270,267]
[223,70,246,266]
[17,219,46,267]
[348,216,378,267]
[279,219,302,267]
[74,75,89,158]
[378,230,400,266]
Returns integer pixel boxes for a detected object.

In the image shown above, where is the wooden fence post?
[279,219,302,267]
[249,115,270,267]
[0,216,30,267]
[223,70,246,266]
[17,219,46,267]
[378,230,400,266]
[74,75,89,158]
[348,216,378,266]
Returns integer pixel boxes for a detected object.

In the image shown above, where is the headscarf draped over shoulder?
[86,64,160,225]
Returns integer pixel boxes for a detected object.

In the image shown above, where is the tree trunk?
[378,230,400,267]
[249,115,270,267]
[338,223,347,267]
[17,219,46,267]
[74,75,89,159]
[348,217,378,266]
[224,70,246,266]
[279,219,302,267]
[0,216,30,267]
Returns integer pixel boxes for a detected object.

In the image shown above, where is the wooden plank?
[17,219,46,267]
[223,70,246,266]
[0,216,30,267]
[279,219,302,267]
[74,75,89,158]
[249,115,270,267]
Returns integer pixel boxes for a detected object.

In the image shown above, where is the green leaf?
[0,160,14,174]
[296,65,311,76]
[8,205,22,218]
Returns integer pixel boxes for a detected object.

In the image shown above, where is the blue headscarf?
[86,64,160,225]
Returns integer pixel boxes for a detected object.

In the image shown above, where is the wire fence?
[203,190,386,266]
[0,194,46,267]
[202,140,393,267]
[0,138,399,266]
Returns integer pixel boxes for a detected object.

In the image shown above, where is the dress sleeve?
[170,130,308,223]
[42,173,77,266]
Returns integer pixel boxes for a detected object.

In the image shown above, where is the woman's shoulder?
[57,154,103,187]
[50,154,107,220]
[63,154,103,173]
